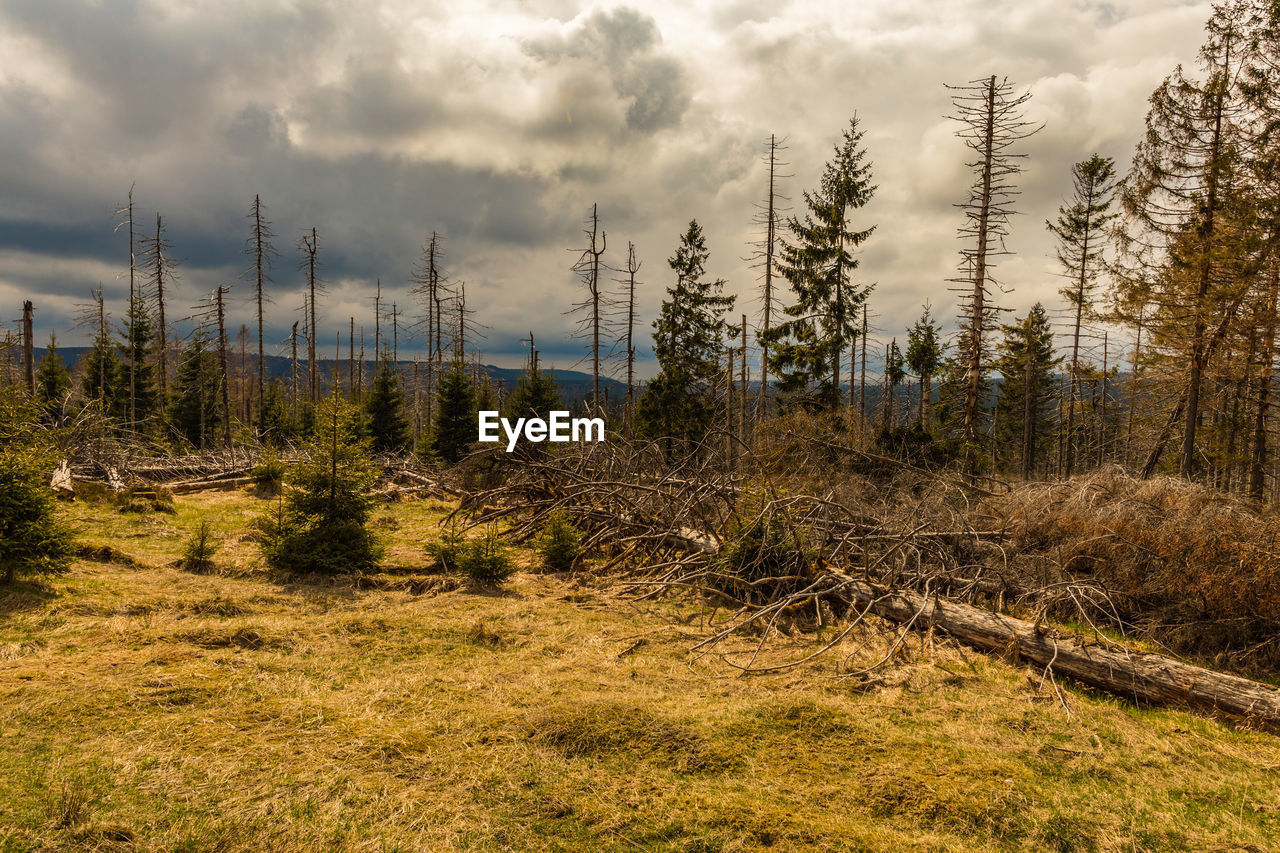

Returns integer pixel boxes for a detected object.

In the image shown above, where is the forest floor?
[2,490,1280,852]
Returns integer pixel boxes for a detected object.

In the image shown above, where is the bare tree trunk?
[1099,332,1109,468]
[304,227,320,404]
[290,321,299,419]
[740,313,748,442]
[1021,313,1035,480]
[1251,261,1279,501]
[758,134,781,416]
[859,304,868,444]
[961,78,997,475]
[152,215,170,417]
[216,287,232,449]
[1127,310,1143,467]
[625,242,639,426]
[21,300,33,393]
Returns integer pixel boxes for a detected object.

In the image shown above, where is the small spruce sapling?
[536,510,583,572]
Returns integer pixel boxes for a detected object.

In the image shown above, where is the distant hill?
[25,346,629,408]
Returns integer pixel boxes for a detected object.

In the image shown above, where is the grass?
[1,490,1279,850]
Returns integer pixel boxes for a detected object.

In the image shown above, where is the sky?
[0,0,1214,377]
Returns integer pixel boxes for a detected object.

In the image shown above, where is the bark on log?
[840,577,1280,723]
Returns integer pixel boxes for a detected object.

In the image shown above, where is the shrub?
[426,517,465,572]
[180,521,219,573]
[260,392,383,575]
[536,510,582,572]
[457,525,516,586]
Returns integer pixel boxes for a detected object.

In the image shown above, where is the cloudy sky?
[0,0,1213,376]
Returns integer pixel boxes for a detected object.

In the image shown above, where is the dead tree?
[113,187,140,428]
[946,75,1040,474]
[244,194,277,423]
[570,204,611,408]
[140,213,179,416]
[20,300,33,393]
[411,232,449,420]
[617,241,641,423]
[750,135,790,414]
[299,228,323,404]
[289,321,299,417]
[215,286,232,448]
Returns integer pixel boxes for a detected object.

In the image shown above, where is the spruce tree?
[0,388,73,584]
[761,116,876,408]
[169,331,221,449]
[504,366,561,421]
[261,391,382,575]
[905,308,945,429]
[81,339,121,410]
[430,362,477,463]
[258,380,297,447]
[365,358,411,454]
[117,300,159,429]
[34,334,71,424]
[993,304,1060,478]
[636,220,734,448]
[1050,154,1117,477]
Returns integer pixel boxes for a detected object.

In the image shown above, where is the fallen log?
[168,476,254,494]
[839,576,1280,724]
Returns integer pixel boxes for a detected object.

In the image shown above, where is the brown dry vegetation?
[987,471,1280,669]
[3,489,1280,851]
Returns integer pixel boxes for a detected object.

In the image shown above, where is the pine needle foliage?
[0,389,73,584]
[537,510,583,572]
[260,391,382,575]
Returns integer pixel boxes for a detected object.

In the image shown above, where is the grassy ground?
[2,490,1280,852]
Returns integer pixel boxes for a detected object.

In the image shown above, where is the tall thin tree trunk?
[759,134,779,416]
[1021,313,1035,480]
[153,215,169,418]
[216,287,232,449]
[1251,261,1279,501]
[21,300,33,393]
[962,76,997,475]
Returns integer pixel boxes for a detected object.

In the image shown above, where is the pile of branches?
[453,436,1280,724]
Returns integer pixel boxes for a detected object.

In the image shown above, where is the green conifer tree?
[34,334,72,424]
[430,362,477,463]
[760,115,876,408]
[0,388,73,584]
[636,219,734,449]
[365,359,411,454]
[118,300,159,430]
[261,391,382,574]
[504,367,561,421]
[169,332,221,449]
[258,380,297,447]
[906,308,945,429]
[993,304,1061,478]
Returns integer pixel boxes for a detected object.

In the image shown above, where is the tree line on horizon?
[5,1,1280,495]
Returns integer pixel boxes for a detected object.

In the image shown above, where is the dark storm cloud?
[0,0,1216,375]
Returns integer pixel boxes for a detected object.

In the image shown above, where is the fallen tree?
[838,576,1280,723]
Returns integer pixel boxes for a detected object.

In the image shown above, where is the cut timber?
[839,577,1280,723]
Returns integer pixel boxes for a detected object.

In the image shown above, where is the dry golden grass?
[2,489,1280,851]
